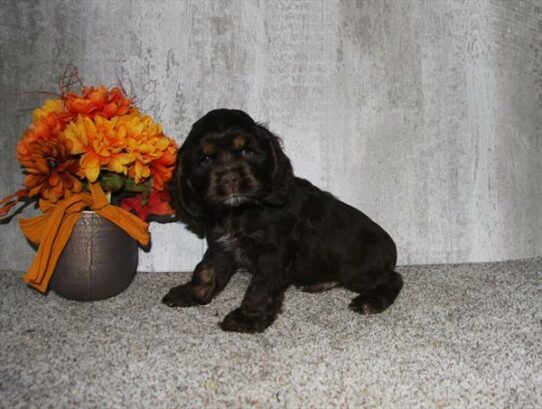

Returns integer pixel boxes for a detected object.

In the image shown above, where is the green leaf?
[100,173,125,192]
[125,177,153,194]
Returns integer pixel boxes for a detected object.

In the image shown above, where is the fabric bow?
[19,183,149,293]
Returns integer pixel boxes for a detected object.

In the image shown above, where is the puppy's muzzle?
[221,172,241,194]
[219,171,253,206]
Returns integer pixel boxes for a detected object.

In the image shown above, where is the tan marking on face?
[202,142,216,156]
[207,172,220,199]
[243,166,259,189]
[232,135,246,151]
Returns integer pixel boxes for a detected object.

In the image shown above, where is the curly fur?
[163,109,403,333]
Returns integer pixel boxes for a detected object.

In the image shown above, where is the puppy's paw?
[162,284,199,308]
[219,308,273,333]
[349,295,386,315]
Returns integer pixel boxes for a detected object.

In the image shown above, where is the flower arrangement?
[1,66,178,221]
[0,66,179,295]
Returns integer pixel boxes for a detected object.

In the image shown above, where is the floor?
[1,258,541,408]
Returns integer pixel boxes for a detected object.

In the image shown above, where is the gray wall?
[1,0,541,272]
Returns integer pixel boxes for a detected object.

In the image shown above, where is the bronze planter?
[50,211,138,301]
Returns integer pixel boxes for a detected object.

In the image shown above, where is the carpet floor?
[1,258,541,408]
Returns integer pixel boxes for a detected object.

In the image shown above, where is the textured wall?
[1,0,541,272]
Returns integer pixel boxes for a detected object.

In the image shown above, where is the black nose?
[222,173,240,189]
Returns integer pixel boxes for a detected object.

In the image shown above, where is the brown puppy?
[163,109,402,333]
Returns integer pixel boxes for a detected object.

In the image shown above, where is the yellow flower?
[63,115,133,182]
[115,111,170,184]
[32,99,64,121]
[59,108,173,187]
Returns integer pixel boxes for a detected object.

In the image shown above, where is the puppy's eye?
[240,148,254,157]
[200,155,213,165]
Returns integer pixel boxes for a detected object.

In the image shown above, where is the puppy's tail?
[349,271,403,315]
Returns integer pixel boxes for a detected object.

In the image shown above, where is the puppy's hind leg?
[348,271,403,315]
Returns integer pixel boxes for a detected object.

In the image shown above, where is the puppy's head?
[169,109,293,220]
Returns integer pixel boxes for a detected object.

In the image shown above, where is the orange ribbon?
[19,183,150,293]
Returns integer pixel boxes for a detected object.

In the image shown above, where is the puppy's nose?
[222,173,240,190]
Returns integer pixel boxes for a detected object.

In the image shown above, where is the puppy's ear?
[168,148,205,237]
[257,124,294,206]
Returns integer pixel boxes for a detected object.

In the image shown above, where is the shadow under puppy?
[163,109,402,333]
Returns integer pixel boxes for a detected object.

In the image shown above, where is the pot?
[49,211,138,301]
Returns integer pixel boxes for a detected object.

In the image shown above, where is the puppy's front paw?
[219,308,273,333]
[162,284,199,308]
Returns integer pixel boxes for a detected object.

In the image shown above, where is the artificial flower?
[1,77,177,222]
[149,137,177,191]
[63,115,134,182]
[18,112,66,150]
[120,190,175,221]
[65,85,132,119]
[17,137,82,203]
[115,111,174,184]
[32,98,64,121]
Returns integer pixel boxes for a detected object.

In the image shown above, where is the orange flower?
[17,137,82,203]
[65,85,132,119]
[63,115,134,182]
[114,111,172,184]
[19,111,66,150]
[150,137,177,191]
[17,110,69,175]
[1,100,74,211]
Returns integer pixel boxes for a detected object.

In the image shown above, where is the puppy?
[163,109,402,333]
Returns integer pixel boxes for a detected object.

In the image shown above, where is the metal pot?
[50,211,138,301]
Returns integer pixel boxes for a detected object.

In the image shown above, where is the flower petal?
[83,154,101,182]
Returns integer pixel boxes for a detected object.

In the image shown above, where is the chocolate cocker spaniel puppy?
[163,109,402,333]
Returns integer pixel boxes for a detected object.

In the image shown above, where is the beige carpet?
[1,258,541,408]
